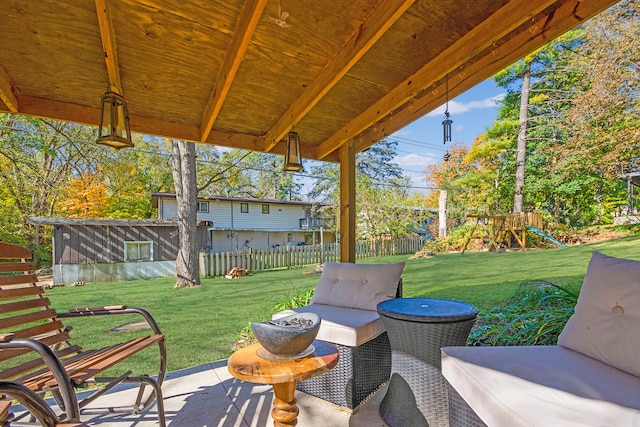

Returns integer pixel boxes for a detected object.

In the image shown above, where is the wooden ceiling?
[0,0,619,163]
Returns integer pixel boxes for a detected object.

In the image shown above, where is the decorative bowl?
[252,312,321,359]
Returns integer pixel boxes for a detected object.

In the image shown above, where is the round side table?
[228,340,339,427]
[377,298,478,427]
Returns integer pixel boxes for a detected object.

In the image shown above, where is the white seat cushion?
[272,304,384,347]
[442,345,640,427]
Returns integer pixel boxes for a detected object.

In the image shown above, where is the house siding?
[152,194,335,252]
[158,197,311,230]
[46,222,210,284]
[53,224,184,264]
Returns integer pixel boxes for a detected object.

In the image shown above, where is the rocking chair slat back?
[0,242,167,426]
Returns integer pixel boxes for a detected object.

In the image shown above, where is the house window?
[240,203,249,213]
[125,241,153,261]
[197,201,209,213]
[262,204,270,214]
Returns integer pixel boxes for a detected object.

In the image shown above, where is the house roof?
[151,192,328,208]
[0,0,618,164]
[28,216,178,227]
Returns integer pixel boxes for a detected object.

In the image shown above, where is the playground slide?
[526,225,566,248]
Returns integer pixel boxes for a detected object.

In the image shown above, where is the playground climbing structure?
[461,212,564,254]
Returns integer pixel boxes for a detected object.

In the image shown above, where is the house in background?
[29,217,210,285]
[151,193,335,252]
[29,195,334,285]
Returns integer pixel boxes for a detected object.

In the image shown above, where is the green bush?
[469,281,579,346]
[422,223,477,253]
[272,288,314,312]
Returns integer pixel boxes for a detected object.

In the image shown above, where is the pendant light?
[97,85,133,149]
[283,130,303,172]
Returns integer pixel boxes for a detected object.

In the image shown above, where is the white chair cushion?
[558,251,640,376]
[442,345,640,427]
[272,304,385,347]
[310,261,404,311]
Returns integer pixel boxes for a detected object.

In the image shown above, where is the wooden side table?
[228,340,339,427]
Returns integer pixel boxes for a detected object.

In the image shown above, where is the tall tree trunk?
[171,139,200,288]
[514,65,531,213]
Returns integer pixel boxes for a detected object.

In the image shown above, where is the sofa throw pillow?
[311,261,404,311]
[558,251,640,377]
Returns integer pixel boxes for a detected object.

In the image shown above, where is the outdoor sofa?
[273,261,405,409]
[442,252,640,426]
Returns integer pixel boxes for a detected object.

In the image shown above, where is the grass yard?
[45,234,640,376]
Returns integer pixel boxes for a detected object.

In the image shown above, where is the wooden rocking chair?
[0,242,167,426]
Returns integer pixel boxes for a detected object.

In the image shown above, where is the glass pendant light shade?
[97,86,133,149]
[283,131,303,172]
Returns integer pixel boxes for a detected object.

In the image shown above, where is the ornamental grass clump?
[469,281,579,346]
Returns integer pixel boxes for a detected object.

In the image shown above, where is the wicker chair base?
[296,332,391,409]
[447,382,488,427]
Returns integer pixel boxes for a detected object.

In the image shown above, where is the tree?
[424,143,474,219]
[482,28,624,225]
[0,114,101,262]
[171,140,200,288]
[514,61,531,213]
[58,172,109,217]
[308,139,424,237]
[559,0,640,178]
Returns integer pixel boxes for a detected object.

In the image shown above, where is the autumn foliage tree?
[58,172,109,218]
[424,143,473,219]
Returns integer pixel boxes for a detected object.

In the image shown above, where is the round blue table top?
[377,298,478,322]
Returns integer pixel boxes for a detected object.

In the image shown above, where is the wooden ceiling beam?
[262,0,416,152]
[95,0,122,91]
[8,95,341,163]
[354,0,620,153]
[315,0,561,160]
[0,65,18,112]
[199,0,268,142]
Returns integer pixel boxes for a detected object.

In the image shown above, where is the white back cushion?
[558,251,640,377]
[310,261,404,311]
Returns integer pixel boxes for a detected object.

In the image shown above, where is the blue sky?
[296,79,506,197]
[389,79,505,193]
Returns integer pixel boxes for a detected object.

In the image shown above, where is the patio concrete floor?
[73,359,389,426]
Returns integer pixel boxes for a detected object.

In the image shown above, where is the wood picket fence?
[201,235,424,277]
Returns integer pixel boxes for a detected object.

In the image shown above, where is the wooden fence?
[201,235,424,277]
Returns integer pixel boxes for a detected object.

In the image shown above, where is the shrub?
[272,288,314,312]
[469,281,579,346]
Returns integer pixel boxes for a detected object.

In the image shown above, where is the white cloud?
[393,153,439,191]
[394,153,438,169]
[426,94,505,116]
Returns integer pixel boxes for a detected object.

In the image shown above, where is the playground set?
[461,212,565,254]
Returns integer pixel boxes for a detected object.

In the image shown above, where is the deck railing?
[201,235,424,277]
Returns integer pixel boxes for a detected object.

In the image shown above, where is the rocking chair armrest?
[0,338,80,420]
[0,333,16,342]
[58,307,163,335]
[66,305,128,313]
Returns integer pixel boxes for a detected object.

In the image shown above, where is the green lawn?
[46,234,640,376]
